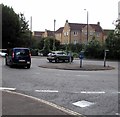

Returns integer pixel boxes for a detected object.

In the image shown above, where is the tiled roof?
[69,23,86,31]
[46,30,54,36]
[56,27,64,33]
[68,23,103,32]
[33,31,44,36]
[90,24,103,32]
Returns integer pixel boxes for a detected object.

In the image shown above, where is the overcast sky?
[1,0,120,31]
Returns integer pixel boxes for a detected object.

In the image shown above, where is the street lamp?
[53,19,56,51]
[30,16,32,49]
[84,9,89,43]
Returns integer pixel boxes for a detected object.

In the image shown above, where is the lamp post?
[30,16,32,49]
[84,9,89,43]
[53,19,56,51]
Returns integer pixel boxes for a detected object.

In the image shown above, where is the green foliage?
[105,31,120,60]
[2,4,20,48]
[84,38,104,59]
[39,38,51,56]
[38,37,60,56]
[2,4,30,49]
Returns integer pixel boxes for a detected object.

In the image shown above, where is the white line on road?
[76,75,89,77]
[0,87,16,91]
[80,91,106,94]
[35,89,59,93]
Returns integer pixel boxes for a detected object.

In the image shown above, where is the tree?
[2,4,30,49]
[2,4,20,48]
[84,37,104,58]
[17,13,31,47]
[106,29,120,60]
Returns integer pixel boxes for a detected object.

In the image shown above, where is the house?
[32,31,44,38]
[55,27,64,42]
[55,20,104,44]
[43,29,54,38]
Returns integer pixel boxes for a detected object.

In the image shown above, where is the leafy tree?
[2,4,30,49]
[106,30,120,60]
[17,13,31,47]
[38,37,60,51]
[2,4,20,48]
[84,37,104,58]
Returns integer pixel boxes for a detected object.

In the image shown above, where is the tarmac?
[1,59,114,116]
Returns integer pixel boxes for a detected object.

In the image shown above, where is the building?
[32,31,44,38]
[43,29,54,38]
[55,20,104,44]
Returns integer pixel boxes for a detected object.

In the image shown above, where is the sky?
[1,0,120,31]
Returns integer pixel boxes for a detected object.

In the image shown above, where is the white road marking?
[76,75,89,77]
[4,90,82,116]
[80,91,105,94]
[73,100,95,108]
[35,89,59,93]
[0,87,16,91]
[116,113,120,115]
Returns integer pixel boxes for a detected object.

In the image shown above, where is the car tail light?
[12,52,14,58]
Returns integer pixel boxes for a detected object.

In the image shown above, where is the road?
[1,57,119,116]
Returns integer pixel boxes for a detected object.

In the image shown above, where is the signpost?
[79,51,84,68]
[104,49,109,67]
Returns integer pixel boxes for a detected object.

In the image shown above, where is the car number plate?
[19,60,25,62]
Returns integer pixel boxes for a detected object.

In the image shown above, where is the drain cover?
[73,100,94,108]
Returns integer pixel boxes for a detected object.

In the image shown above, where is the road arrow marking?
[73,100,95,108]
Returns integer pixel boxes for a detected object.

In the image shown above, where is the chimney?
[97,22,100,25]
[66,20,68,23]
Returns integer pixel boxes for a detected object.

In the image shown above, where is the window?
[96,32,100,37]
[73,31,78,36]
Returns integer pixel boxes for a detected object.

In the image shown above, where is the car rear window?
[15,49,29,56]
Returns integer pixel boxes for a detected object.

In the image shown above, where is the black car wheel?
[55,58,59,63]
[49,60,52,62]
[27,65,31,69]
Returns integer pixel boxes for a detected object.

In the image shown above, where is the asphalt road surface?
[1,57,119,116]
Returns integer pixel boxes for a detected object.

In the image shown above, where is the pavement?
[1,58,114,116]
[2,90,83,116]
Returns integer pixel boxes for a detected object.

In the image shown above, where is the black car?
[47,51,73,63]
[5,48,31,68]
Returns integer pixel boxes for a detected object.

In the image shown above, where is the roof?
[89,24,103,32]
[68,23,103,32]
[46,30,54,36]
[56,27,64,33]
[33,31,44,36]
[69,23,86,31]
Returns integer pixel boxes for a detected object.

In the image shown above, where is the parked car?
[5,48,31,68]
[0,51,7,57]
[47,51,73,63]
